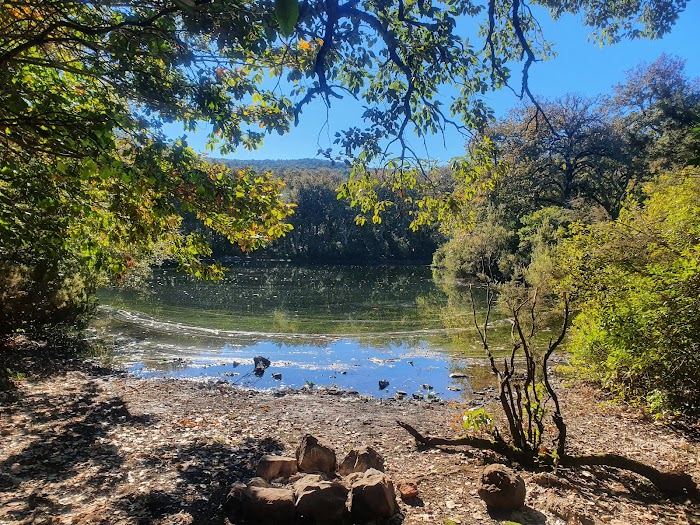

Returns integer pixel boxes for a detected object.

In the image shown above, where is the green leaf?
[274,0,299,38]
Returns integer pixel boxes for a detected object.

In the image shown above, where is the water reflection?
[92,263,507,399]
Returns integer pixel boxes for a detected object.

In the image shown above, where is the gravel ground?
[1,363,699,525]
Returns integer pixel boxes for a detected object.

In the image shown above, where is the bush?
[432,208,518,280]
[560,168,700,414]
[0,260,96,337]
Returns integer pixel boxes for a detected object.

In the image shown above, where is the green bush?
[560,168,700,414]
[0,260,96,337]
[432,208,518,280]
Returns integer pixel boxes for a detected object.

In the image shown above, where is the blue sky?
[167,2,700,163]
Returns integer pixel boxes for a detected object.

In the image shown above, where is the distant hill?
[211,157,351,176]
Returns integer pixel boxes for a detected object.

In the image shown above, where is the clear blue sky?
[166,2,700,163]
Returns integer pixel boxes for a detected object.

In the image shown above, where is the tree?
[467,95,640,220]
[432,57,699,281]
[0,0,691,336]
[611,54,700,173]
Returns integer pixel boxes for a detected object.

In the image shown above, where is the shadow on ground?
[0,355,289,524]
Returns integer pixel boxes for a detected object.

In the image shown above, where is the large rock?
[294,474,350,523]
[256,455,298,481]
[338,446,385,476]
[477,464,526,510]
[225,483,295,524]
[349,468,397,521]
[296,434,337,475]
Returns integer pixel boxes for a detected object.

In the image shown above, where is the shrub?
[0,260,96,337]
[560,168,700,414]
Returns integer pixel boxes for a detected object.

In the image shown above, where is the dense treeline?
[186,166,443,263]
[434,54,700,414]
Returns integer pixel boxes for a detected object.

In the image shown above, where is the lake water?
[91,263,512,399]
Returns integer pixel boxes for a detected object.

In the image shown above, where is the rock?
[338,446,385,475]
[449,373,469,378]
[447,385,462,391]
[272,372,282,380]
[246,486,295,523]
[412,393,423,400]
[477,464,526,510]
[247,477,270,488]
[225,483,295,524]
[253,356,271,376]
[294,475,350,523]
[530,471,572,489]
[396,391,407,399]
[542,494,595,525]
[256,456,298,481]
[396,480,419,500]
[378,379,390,390]
[296,434,337,475]
[254,356,271,368]
[350,468,397,521]
[422,384,433,390]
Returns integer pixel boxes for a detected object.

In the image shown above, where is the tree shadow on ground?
[0,379,154,523]
[0,334,118,402]
[557,466,690,504]
[118,437,285,524]
[488,505,548,524]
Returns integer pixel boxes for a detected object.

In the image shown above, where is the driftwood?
[397,421,697,497]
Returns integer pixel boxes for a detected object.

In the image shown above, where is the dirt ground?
[1,358,699,525]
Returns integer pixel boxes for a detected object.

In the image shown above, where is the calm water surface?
[92,263,511,399]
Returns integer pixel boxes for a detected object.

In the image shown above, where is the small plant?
[4,368,26,380]
[462,407,494,435]
[304,380,315,388]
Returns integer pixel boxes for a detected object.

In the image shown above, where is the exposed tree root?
[561,453,696,497]
[397,421,697,497]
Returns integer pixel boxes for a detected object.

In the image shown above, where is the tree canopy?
[0,0,692,334]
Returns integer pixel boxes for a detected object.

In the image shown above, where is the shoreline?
[1,360,698,525]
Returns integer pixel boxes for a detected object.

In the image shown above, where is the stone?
[254,356,271,376]
[246,486,295,523]
[412,393,423,400]
[247,477,270,488]
[254,355,271,368]
[296,434,337,475]
[350,468,397,521]
[447,385,462,391]
[422,384,433,390]
[294,474,350,523]
[542,494,595,525]
[256,456,298,481]
[396,391,407,399]
[378,379,390,390]
[530,471,572,489]
[272,372,282,380]
[224,483,294,524]
[396,480,419,500]
[338,446,385,476]
[477,464,526,511]
[449,373,469,378]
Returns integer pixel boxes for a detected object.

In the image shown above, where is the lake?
[91,262,512,399]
